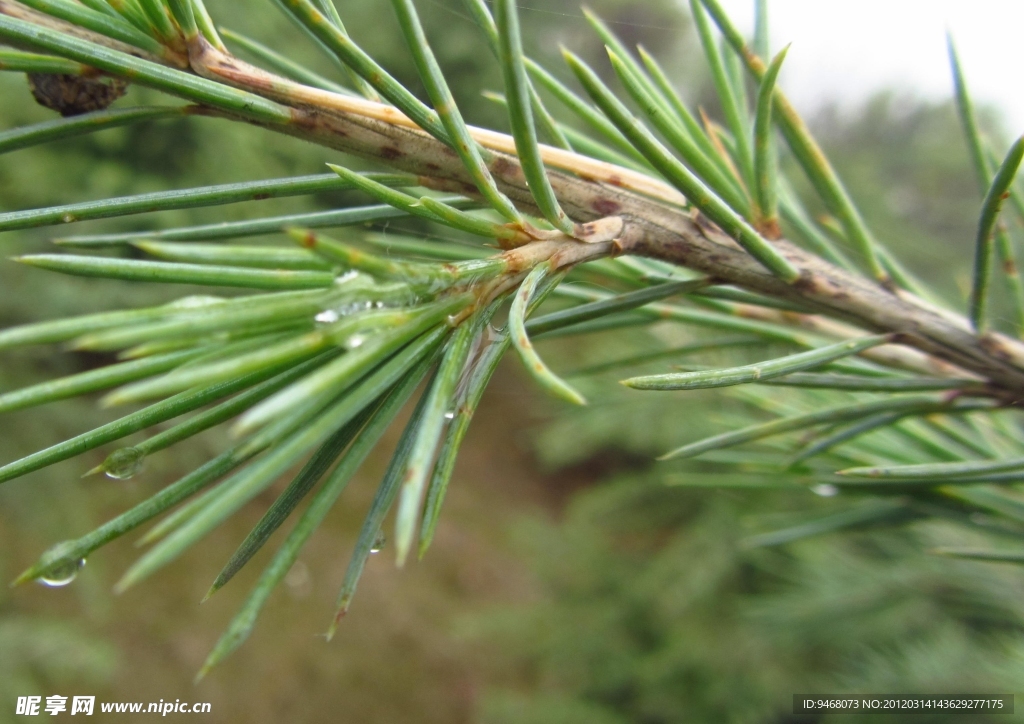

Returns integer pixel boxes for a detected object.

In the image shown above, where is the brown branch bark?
[8,7,1024,396]
[222,88,1024,394]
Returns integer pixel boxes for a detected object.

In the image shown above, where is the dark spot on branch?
[380,146,404,160]
[491,155,519,178]
[791,271,819,293]
[980,333,1015,361]
[591,198,621,216]
[757,218,782,240]
[288,109,318,131]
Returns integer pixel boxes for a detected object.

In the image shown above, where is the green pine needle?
[495,0,573,233]
[509,262,586,405]
[970,135,1024,330]
[623,334,890,391]
[752,44,789,230]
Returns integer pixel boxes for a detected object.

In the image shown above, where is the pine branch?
[5,0,1024,673]
[125,33,1024,393]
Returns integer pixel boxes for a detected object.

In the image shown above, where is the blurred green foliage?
[477,478,1024,723]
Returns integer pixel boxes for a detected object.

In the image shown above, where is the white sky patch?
[714,0,1024,134]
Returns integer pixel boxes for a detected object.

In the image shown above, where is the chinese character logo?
[71,696,95,716]
[16,696,41,716]
[44,696,67,716]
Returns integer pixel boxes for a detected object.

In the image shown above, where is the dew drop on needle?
[315,309,340,324]
[102,447,145,480]
[370,530,386,554]
[37,542,86,588]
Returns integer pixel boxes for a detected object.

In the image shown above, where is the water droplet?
[444,411,455,420]
[315,309,340,324]
[334,270,360,285]
[102,447,145,480]
[811,483,839,497]
[345,334,366,349]
[166,295,223,309]
[374,301,386,309]
[370,530,386,554]
[40,560,84,587]
[37,542,86,588]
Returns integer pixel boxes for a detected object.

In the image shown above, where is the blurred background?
[2,1,1024,722]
